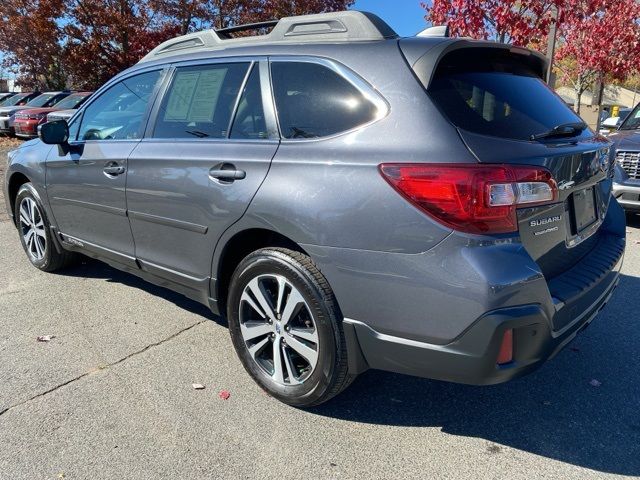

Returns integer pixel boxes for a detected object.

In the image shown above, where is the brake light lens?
[379,163,557,234]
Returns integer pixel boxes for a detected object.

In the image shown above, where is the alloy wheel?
[239,274,319,386]
[19,197,47,261]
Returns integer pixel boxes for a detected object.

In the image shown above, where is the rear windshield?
[428,50,585,141]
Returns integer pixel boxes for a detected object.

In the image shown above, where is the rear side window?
[154,63,249,139]
[428,50,585,141]
[230,65,267,140]
[271,61,379,139]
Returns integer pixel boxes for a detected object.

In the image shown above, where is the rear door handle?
[103,163,126,176]
[209,165,246,182]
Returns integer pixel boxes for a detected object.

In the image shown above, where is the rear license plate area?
[571,186,597,233]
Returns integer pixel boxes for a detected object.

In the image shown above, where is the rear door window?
[153,63,249,139]
[230,65,268,140]
[271,61,379,139]
[428,50,586,141]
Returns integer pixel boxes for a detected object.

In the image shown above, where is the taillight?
[379,163,557,234]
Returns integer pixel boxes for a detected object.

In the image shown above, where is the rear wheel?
[227,248,354,407]
[15,183,75,272]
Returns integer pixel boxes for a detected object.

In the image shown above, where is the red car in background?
[13,92,92,139]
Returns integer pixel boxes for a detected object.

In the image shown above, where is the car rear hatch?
[401,40,623,330]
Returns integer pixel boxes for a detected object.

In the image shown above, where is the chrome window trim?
[268,55,390,143]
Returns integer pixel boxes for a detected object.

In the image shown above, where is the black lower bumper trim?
[346,272,620,385]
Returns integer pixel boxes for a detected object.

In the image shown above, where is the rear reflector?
[497,329,514,365]
[379,163,557,234]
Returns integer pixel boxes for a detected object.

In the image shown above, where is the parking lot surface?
[1,142,639,479]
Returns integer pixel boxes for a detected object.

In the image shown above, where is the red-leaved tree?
[1,0,354,90]
[0,0,67,89]
[424,0,562,48]
[555,0,640,114]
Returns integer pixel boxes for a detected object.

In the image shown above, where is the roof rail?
[216,20,278,39]
[139,11,398,63]
[417,25,450,38]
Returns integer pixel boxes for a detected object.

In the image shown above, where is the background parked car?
[610,103,640,212]
[600,108,633,134]
[0,92,69,136]
[0,92,42,134]
[14,92,92,139]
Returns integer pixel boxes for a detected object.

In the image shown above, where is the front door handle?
[209,164,246,182]
[103,162,126,176]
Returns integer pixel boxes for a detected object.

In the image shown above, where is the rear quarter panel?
[240,41,477,253]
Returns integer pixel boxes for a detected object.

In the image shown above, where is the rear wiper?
[530,122,587,141]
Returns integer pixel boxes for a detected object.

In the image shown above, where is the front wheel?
[227,248,354,407]
[15,183,75,272]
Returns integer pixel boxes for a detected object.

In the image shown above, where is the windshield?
[428,49,587,141]
[53,94,88,110]
[26,93,59,108]
[619,104,640,130]
[1,94,30,107]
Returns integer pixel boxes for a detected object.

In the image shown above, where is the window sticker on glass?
[164,72,199,121]
[153,63,248,139]
[188,69,227,122]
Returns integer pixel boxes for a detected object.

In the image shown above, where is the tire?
[227,247,354,407]
[14,183,76,272]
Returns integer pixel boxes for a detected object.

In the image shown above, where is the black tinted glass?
[230,65,267,139]
[154,63,249,139]
[271,62,378,139]
[429,50,585,141]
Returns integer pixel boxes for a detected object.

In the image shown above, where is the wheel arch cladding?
[8,172,31,224]
[215,228,309,314]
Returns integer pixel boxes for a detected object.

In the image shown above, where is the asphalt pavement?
[0,142,639,479]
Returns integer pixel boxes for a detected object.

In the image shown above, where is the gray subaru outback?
[4,11,625,406]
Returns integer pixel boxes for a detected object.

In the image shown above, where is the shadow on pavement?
[626,211,640,228]
[58,258,226,326]
[310,272,640,476]
[51,247,639,475]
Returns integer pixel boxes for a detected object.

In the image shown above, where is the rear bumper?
[345,251,621,384]
[309,197,626,384]
[612,181,640,211]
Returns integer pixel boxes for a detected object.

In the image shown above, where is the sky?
[352,0,428,36]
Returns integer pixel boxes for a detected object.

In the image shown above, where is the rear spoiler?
[399,38,548,89]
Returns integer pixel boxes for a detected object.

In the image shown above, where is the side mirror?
[38,120,69,145]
